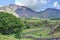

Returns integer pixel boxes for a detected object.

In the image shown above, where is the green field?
[0,18,60,40]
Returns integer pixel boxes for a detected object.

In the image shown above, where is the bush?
[0,12,24,39]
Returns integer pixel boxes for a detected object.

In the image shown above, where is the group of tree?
[0,12,24,39]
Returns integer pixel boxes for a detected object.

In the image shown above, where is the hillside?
[0,4,60,19]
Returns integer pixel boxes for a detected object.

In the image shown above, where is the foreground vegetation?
[0,12,24,39]
[0,12,60,40]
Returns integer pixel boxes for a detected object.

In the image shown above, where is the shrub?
[0,12,24,39]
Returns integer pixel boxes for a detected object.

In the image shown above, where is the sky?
[0,0,60,11]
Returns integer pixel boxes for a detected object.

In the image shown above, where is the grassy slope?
[0,18,60,40]
[0,34,33,40]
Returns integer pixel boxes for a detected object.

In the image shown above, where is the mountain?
[15,6,40,18]
[40,8,60,19]
[0,4,60,19]
[0,4,40,18]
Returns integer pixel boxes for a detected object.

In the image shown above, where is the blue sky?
[0,0,60,11]
[0,0,15,6]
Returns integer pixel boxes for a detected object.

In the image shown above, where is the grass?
[0,34,18,40]
[0,18,60,40]
[52,32,60,38]
[20,38,33,40]
[23,28,52,38]
[22,18,60,38]
[23,27,45,33]
[0,34,33,40]
[55,28,60,32]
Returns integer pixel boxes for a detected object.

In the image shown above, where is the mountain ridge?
[0,4,60,19]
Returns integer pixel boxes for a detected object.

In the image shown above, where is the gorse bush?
[0,12,24,39]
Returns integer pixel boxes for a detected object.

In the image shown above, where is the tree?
[0,12,24,39]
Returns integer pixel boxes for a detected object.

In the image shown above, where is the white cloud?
[41,0,47,4]
[15,0,24,6]
[53,1,60,9]
[15,0,40,6]
[15,0,49,11]
[15,0,47,6]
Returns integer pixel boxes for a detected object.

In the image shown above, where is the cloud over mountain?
[15,0,49,11]
[53,1,60,9]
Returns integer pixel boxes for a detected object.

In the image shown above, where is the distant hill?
[40,8,60,19]
[0,4,60,19]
